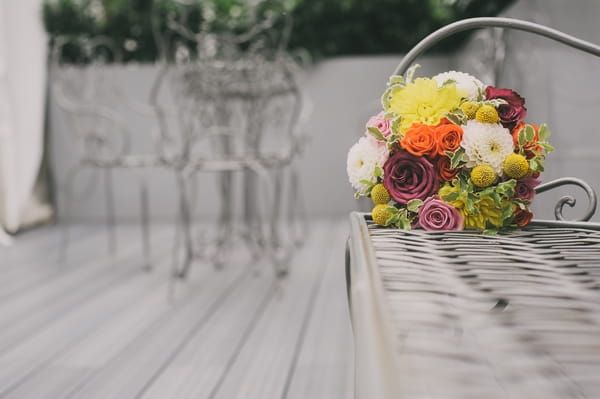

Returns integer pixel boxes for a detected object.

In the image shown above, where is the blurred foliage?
[42,0,515,63]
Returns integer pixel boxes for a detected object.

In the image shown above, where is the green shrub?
[42,0,515,63]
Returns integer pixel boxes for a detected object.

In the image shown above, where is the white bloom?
[347,136,389,195]
[432,71,485,99]
[461,120,514,174]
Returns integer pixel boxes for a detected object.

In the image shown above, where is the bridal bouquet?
[347,65,553,232]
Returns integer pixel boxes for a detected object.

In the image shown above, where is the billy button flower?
[470,165,496,187]
[460,101,479,119]
[475,104,499,124]
[503,153,529,179]
[371,204,394,226]
[370,183,391,205]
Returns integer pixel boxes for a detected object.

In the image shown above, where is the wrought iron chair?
[150,0,308,278]
[50,36,160,269]
[347,17,600,399]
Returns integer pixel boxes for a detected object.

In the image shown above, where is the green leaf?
[441,78,457,87]
[404,64,420,84]
[483,229,499,236]
[368,127,386,142]
[406,199,423,213]
[390,118,402,136]
[388,75,405,86]
[442,192,459,203]
[539,123,550,140]
[524,125,535,142]
[540,142,554,153]
[374,166,383,178]
[518,129,528,147]
[449,147,465,169]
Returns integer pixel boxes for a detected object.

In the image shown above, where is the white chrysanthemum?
[347,136,389,195]
[432,71,485,99]
[461,120,514,174]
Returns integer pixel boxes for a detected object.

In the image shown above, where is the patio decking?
[0,220,353,399]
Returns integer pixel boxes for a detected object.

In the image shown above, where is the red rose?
[485,86,527,129]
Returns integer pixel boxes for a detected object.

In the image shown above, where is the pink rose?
[514,177,541,201]
[383,151,439,204]
[485,86,527,129]
[366,111,392,139]
[418,196,463,231]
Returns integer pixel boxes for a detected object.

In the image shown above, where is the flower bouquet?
[347,65,554,232]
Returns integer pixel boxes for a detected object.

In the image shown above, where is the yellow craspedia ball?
[372,204,393,227]
[470,165,496,187]
[503,153,529,178]
[475,104,499,124]
[371,184,391,205]
[460,101,479,119]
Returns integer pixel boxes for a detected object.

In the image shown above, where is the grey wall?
[48,57,450,222]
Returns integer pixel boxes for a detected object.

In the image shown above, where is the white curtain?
[0,0,51,239]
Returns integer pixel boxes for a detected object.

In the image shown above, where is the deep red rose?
[383,151,439,204]
[485,86,527,129]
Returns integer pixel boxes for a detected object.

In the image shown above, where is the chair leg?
[213,170,234,269]
[139,178,152,271]
[175,170,194,279]
[103,169,117,256]
[289,166,308,247]
[59,165,79,264]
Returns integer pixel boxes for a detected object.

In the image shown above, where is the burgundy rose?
[485,86,527,129]
[383,151,439,204]
[418,196,463,231]
[514,177,541,201]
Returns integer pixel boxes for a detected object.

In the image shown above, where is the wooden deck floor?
[0,220,354,399]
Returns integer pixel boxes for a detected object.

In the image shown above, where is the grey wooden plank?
[285,221,354,399]
[0,224,152,300]
[1,253,230,399]
[0,254,171,396]
[137,222,336,399]
[210,221,344,399]
[59,263,248,399]
[0,224,92,268]
[138,266,276,399]
[0,226,173,355]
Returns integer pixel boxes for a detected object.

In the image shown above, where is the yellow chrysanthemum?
[385,78,465,133]
[438,184,465,209]
[503,153,529,179]
[478,196,510,227]
[460,101,479,119]
[372,204,394,226]
[371,184,391,205]
[475,105,499,124]
[470,165,496,187]
[461,208,486,230]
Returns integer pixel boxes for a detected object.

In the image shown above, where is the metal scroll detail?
[535,177,598,222]
[393,17,600,76]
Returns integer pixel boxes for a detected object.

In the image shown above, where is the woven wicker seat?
[346,17,600,399]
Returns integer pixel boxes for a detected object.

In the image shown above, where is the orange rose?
[513,208,533,227]
[436,156,459,181]
[400,123,436,157]
[434,123,463,156]
[511,122,541,159]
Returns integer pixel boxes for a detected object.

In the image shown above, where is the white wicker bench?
[346,17,600,399]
